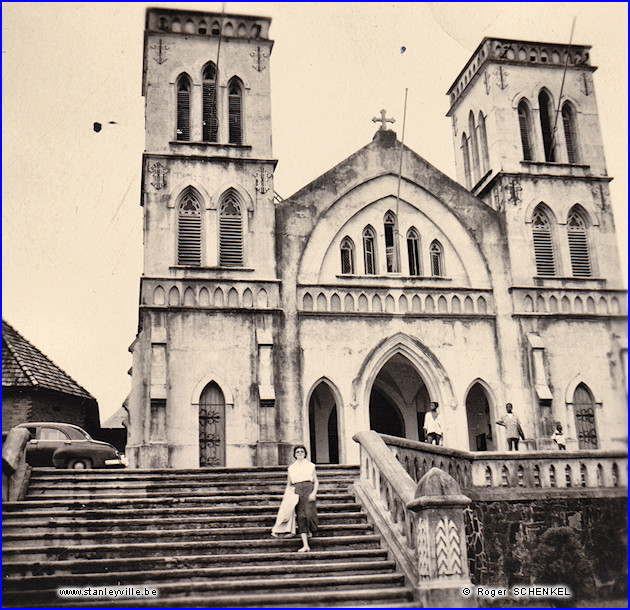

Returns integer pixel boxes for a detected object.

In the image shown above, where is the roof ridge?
[2,320,95,400]
[2,323,40,387]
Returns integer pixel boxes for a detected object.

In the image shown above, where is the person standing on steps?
[286,445,318,552]
[496,403,525,451]
[423,401,443,446]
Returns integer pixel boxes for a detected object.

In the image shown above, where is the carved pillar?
[407,467,475,608]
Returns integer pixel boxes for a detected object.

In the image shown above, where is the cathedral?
[126,7,626,469]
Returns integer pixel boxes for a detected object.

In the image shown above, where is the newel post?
[406,467,475,608]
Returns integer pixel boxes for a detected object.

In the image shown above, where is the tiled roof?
[2,320,95,401]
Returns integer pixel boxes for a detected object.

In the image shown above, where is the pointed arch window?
[461,132,472,188]
[562,102,579,164]
[176,74,191,141]
[573,383,598,449]
[178,190,202,266]
[363,226,376,275]
[469,111,480,183]
[478,111,490,173]
[518,100,533,161]
[228,77,243,145]
[202,63,219,142]
[567,208,591,277]
[538,90,556,162]
[219,191,243,266]
[430,240,443,277]
[406,228,420,276]
[340,237,355,274]
[532,207,556,276]
[384,211,399,273]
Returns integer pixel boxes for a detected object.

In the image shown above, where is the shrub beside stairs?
[2,466,416,607]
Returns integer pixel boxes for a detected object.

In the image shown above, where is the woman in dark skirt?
[287,445,318,552]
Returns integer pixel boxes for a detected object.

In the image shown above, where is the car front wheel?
[68,458,92,470]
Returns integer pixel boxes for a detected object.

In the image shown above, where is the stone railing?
[2,427,32,502]
[353,431,474,607]
[511,287,626,317]
[298,286,493,316]
[141,278,280,310]
[381,434,628,491]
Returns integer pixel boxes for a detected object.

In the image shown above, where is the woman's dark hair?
[293,444,308,458]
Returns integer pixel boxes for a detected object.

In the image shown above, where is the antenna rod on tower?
[550,16,577,155]
[394,88,409,243]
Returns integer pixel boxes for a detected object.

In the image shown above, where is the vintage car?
[16,422,126,469]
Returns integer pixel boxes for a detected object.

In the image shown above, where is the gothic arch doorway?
[369,353,431,440]
[573,383,598,449]
[308,381,340,464]
[465,382,496,451]
[198,381,226,466]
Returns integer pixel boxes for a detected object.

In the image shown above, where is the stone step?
[3,572,407,605]
[10,587,413,608]
[24,484,354,501]
[2,510,367,533]
[2,534,383,562]
[1,501,362,521]
[2,548,390,577]
[4,491,356,512]
[25,480,355,498]
[2,523,374,547]
[1,558,397,590]
[28,465,359,480]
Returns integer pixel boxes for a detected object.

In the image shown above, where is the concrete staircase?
[2,466,416,607]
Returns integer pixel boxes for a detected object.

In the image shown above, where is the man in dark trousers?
[496,403,525,451]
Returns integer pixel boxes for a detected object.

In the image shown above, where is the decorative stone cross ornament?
[372,109,395,131]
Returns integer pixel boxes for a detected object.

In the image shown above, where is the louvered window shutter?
[567,212,591,277]
[562,105,578,164]
[202,81,218,142]
[363,231,375,275]
[462,134,471,189]
[518,103,533,161]
[176,80,190,141]
[219,195,243,266]
[430,242,443,277]
[228,86,243,145]
[532,211,555,276]
[539,92,555,162]
[178,194,201,266]
[407,232,420,276]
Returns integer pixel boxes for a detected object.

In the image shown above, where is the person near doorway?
[280,444,318,552]
[496,403,525,451]
[551,423,566,450]
[423,401,443,446]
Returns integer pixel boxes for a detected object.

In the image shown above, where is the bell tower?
[128,9,280,469]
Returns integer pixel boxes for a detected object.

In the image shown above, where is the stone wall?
[465,497,627,599]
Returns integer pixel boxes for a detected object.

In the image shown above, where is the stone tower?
[127,8,279,468]
[446,39,626,446]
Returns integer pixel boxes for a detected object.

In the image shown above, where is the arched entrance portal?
[465,382,496,451]
[308,381,339,464]
[199,381,226,467]
[573,383,598,449]
[369,353,431,441]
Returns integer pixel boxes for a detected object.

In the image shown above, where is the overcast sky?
[3,2,627,422]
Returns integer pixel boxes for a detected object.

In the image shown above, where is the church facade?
[126,8,626,469]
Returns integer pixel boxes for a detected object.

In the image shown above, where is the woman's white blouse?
[288,459,316,484]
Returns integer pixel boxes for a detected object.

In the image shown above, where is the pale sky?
[2,2,627,422]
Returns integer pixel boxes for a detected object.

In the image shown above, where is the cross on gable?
[372,109,395,131]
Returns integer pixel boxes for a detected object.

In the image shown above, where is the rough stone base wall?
[465,497,627,601]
